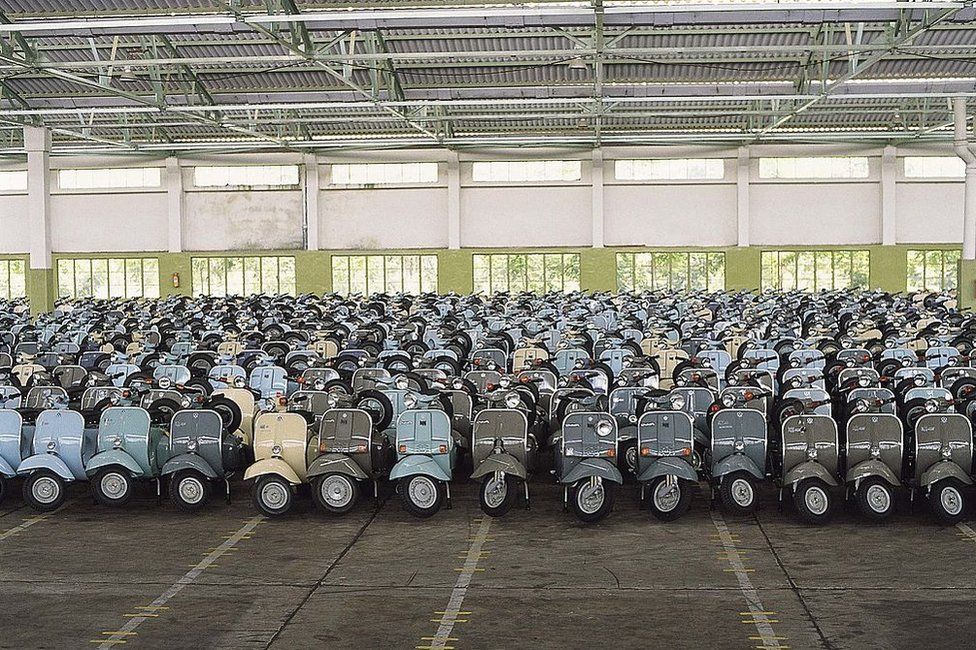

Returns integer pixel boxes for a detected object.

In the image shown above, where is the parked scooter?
[470,388,534,517]
[85,406,169,507]
[244,411,309,516]
[555,412,622,523]
[780,414,841,524]
[17,409,94,511]
[390,392,457,518]
[162,409,246,512]
[636,409,697,521]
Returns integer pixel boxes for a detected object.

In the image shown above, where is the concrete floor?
[1,478,975,650]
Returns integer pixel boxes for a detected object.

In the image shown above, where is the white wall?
[184,190,304,251]
[320,187,448,249]
[50,192,168,252]
[1,145,968,260]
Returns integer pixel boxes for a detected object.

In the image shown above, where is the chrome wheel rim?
[32,476,60,505]
[731,477,754,507]
[941,486,963,516]
[483,476,507,509]
[100,472,128,500]
[260,481,289,510]
[804,486,829,516]
[577,481,605,515]
[653,480,680,512]
[408,476,438,509]
[178,476,205,505]
[866,484,891,513]
[321,475,354,509]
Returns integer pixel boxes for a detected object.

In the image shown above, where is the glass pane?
[779,252,796,291]
[143,259,159,298]
[402,256,420,294]
[490,255,508,293]
[57,259,74,298]
[332,256,349,294]
[761,252,778,290]
[707,253,725,291]
[349,256,368,294]
[125,259,142,297]
[944,250,960,290]
[385,255,403,293]
[508,254,527,293]
[796,252,815,291]
[544,254,562,292]
[243,257,261,294]
[261,256,279,295]
[91,259,109,299]
[616,254,634,291]
[74,259,93,298]
[472,255,490,294]
[191,258,208,295]
[925,250,942,290]
[421,255,438,292]
[208,258,226,297]
[906,250,925,292]
[279,257,295,295]
[635,253,653,292]
[563,254,580,291]
[226,257,245,296]
[851,251,870,288]
[366,256,384,295]
[833,251,852,289]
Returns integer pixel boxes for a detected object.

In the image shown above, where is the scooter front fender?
[712,454,764,481]
[561,457,623,485]
[919,461,974,489]
[306,453,369,481]
[161,453,219,480]
[470,452,527,480]
[85,449,146,479]
[17,454,75,481]
[846,458,900,487]
[389,454,451,482]
[243,458,303,485]
[637,456,697,483]
[782,460,839,488]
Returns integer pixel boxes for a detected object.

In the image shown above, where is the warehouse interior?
[4,2,976,650]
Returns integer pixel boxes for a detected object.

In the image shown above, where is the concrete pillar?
[166,157,183,253]
[736,146,750,247]
[25,127,51,270]
[591,149,605,248]
[880,146,897,246]
[25,127,54,314]
[447,153,460,250]
[304,153,320,251]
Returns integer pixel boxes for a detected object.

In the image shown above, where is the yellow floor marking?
[425,516,492,649]
[421,637,458,641]
[711,511,787,650]
[750,637,790,641]
[95,515,264,650]
[741,612,778,616]
[0,513,51,542]
[100,632,137,636]
[956,522,976,542]
[134,606,168,611]
[434,611,472,615]
[90,641,125,645]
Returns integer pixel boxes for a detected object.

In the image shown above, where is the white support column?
[736,146,750,247]
[591,149,605,248]
[447,153,461,250]
[880,145,897,246]
[304,153,320,251]
[166,157,183,253]
[25,127,51,269]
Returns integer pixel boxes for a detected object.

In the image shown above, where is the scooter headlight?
[111,435,122,448]
[499,377,511,388]
[855,399,869,413]
[733,440,745,452]
[394,375,409,390]
[941,445,953,459]
[721,393,735,408]
[884,338,895,349]
[670,394,687,410]
[233,376,246,388]
[187,439,198,452]
[46,440,56,451]
[628,414,638,424]
[109,392,121,405]
[870,446,881,459]
[157,376,172,390]
[806,447,818,460]
[504,391,521,409]
[403,392,418,409]
[313,379,326,391]
[271,444,282,456]
[858,376,870,387]
[452,377,464,390]
[617,375,629,387]
[181,397,192,408]
[925,399,938,413]
[914,376,925,386]
[596,420,613,437]
[574,360,584,369]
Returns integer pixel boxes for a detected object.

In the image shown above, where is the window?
[472,160,581,183]
[907,249,960,292]
[56,257,159,299]
[191,256,296,296]
[330,162,438,185]
[614,159,724,181]
[0,170,27,192]
[0,259,26,300]
[472,253,580,294]
[616,252,725,292]
[758,157,869,179]
[904,156,965,179]
[58,167,161,190]
[331,254,438,295]
[193,165,299,188]
[761,250,870,291]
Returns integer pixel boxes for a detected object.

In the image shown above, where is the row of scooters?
[0,288,973,525]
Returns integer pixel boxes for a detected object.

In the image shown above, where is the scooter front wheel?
[92,467,133,508]
[23,470,66,512]
[251,475,294,517]
[313,473,360,515]
[569,478,615,524]
[479,473,517,518]
[399,475,444,518]
[647,476,691,522]
[719,471,757,516]
[854,477,895,522]
[793,478,833,525]
[929,478,966,525]
[170,470,212,513]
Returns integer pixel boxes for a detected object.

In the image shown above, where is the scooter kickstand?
[225,478,232,505]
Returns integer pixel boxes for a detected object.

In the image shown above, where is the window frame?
[56,167,162,191]
[470,160,583,184]
[472,252,581,294]
[0,170,28,193]
[903,156,966,179]
[191,165,300,189]
[906,249,960,292]
[615,251,726,292]
[330,253,438,295]
[55,256,160,299]
[760,249,870,291]
[757,156,871,181]
[0,258,27,300]
[613,158,725,182]
[329,162,439,186]
[190,255,297,296]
